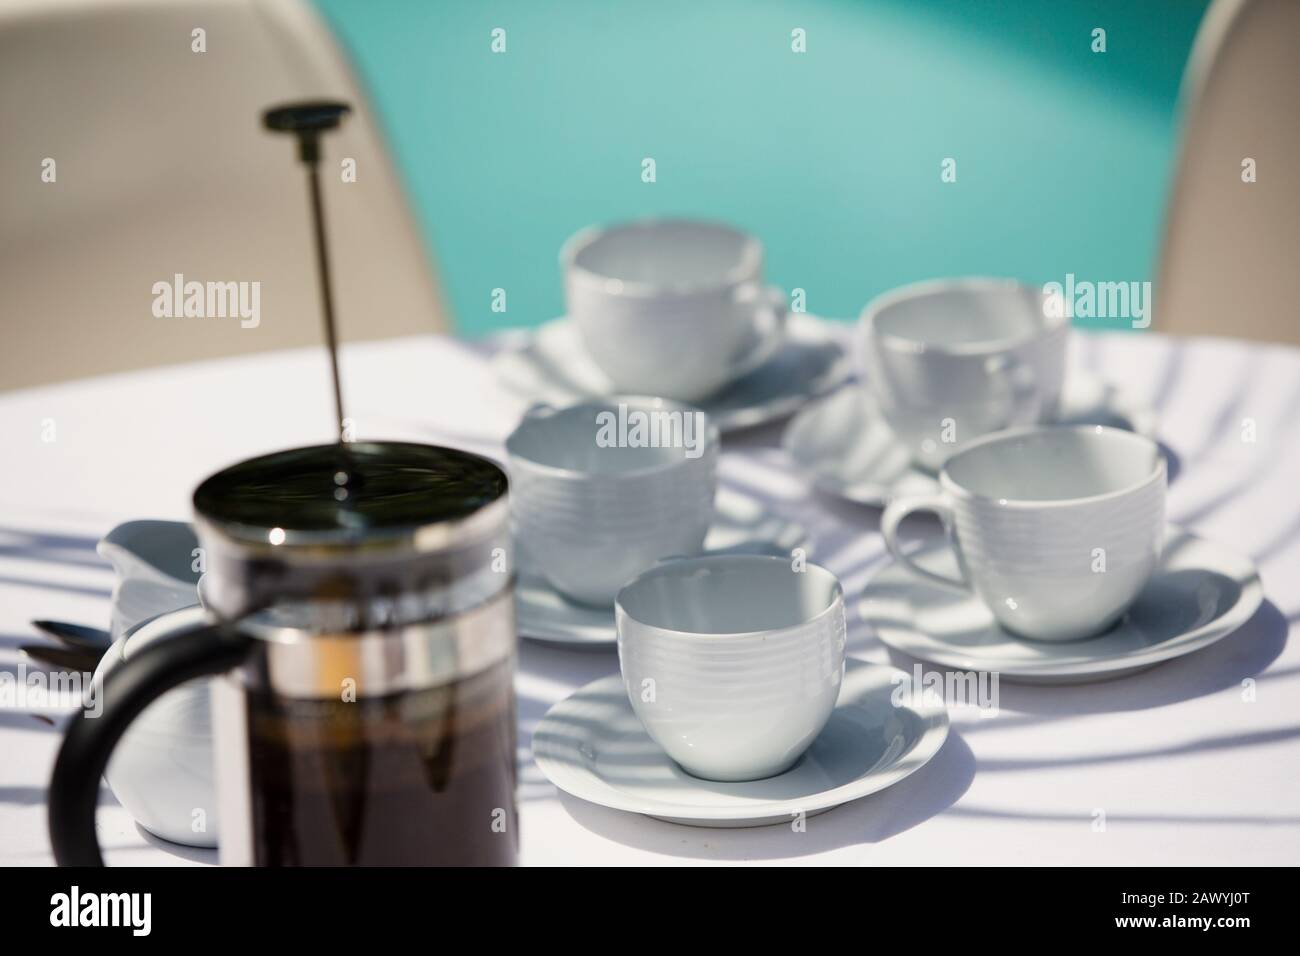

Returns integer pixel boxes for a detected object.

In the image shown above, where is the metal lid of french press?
[191,442,511,629]
[192,441,508,556]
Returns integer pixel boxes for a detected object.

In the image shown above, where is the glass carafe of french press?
[48,441,518,866]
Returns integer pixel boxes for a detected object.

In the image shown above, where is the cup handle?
[47,621,252,866]
[880,493,968,590]
[985,353,1041,429]
[726,284,788,379]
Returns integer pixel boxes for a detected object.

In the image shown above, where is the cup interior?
[569,220,757,289]
[944,426,1162,502]
[618,555,841,635]
[506,398,714,476]
[870,281,1060,350]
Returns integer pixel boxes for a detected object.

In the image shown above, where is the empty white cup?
[616,554,847,781]
[881,425,1166,642]
[563,220,787,402]
[861,277,1069,471]
[506,396,718,606]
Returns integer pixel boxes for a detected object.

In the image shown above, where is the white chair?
[0,0,446,391]
[1155,0,1300,345]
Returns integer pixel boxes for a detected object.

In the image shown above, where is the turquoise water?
[312,0,1208,336]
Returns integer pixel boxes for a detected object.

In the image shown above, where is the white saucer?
[859,526,1263,684]
[533,658,949,827]
[782,371,1159,506]
[491,312,851,432]
[514,486,808,648]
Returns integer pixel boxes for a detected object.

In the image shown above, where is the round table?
[1,328,1297,865]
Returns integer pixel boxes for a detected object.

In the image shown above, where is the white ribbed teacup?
[506,396,718,606]
[861,278,1069,471]
[881,425,1166,642]
[616,555,847,781]
[563,220,788,402]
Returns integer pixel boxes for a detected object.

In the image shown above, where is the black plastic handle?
[48,624,252,866]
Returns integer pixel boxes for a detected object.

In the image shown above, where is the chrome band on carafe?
[194,495,511,630]
[234,585,516,699]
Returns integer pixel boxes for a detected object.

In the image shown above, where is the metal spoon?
[30,619,113,652]
[20,643,103,672]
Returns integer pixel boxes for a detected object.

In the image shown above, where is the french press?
[49,441,517,865]
[47,103,519,866]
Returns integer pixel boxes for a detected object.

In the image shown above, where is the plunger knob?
[263,101,351,163]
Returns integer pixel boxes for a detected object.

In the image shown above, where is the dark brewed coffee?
[244,657,517,866]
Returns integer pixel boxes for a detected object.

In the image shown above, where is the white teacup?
[881,425,1166,642]
[861,278,1069,471]
[506,396,718,606]
[563,220,787,402]
[616,555,847,781]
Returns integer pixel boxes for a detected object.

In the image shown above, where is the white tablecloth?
[1,328,1298,866]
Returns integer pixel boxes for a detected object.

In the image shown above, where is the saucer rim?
[859,524,1264,679]
[491,312,852,432]
[531,658,950,823]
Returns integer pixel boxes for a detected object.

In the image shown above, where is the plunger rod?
[305,159,345,443]
[263,101,352,444]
